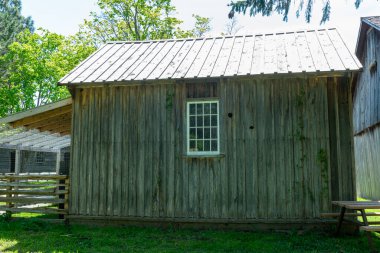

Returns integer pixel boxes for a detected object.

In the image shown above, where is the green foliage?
[0,0,34,55]
[80,0,184,46]
[228,0,364,24]
[79,0,212,45]
[165,88,175,110]
[191,14,212,37]
[317,148,329,203]
[0,211,12,222]
[0,29,95,116]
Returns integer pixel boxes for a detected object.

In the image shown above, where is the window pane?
[211,103,217,114]
[211,140,217,151]
[197,140,204,151]
[190,140,196,149]
[204,140,210,151]
[187,101,219,154]
[197,116,203,127]
[190,116,195,127]
[196,104,203,114]
[189,104,196,115]
[190,128,196,139]
[197,128,203,139]
[211,127,217,138]
[204,103,210,114]
[211,115,218,126]
[204,115,210,127]
[204,128,210,139]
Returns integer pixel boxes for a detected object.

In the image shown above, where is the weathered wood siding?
[355,126,380,200]
[353,28,380,134]
[69,76,355,222]
[354,27,380,200]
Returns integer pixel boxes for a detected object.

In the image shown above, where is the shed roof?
[0,99,72,152]
[0,126,70,153]
[362,16,380,31]
[0,98,72,136]
[59,28,362,85]
[356,16,380,59]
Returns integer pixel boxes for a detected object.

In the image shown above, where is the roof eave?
[0,98,72,125]
[58,69,362,87]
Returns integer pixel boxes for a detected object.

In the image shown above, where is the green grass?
[0,219,378,253]
[357,197,380,223]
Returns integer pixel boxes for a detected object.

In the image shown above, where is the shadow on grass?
[0,219,379,253]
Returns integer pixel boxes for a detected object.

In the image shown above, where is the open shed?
[0,99,72,174]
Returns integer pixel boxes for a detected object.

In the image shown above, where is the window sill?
[182,153,225,159]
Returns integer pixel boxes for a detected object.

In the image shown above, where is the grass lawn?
[0,218,378,253]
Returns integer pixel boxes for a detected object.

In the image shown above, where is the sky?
[21,0,380,51]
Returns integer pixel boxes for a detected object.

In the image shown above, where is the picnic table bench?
[332,201,380,253]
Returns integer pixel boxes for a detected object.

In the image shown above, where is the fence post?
[14,149,20,205]
[5,177,13,217]
[58,177,69,221]
[64,178,69,222]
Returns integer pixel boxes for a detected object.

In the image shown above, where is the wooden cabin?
[59,29,362,228]
[354,17,380,200]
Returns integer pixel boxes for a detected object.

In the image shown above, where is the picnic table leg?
[335,207,346,236]
[360,210,377,253]
[360,209,369,226]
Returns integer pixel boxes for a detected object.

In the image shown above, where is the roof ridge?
[104,28,338,44]
[362,16,380,20]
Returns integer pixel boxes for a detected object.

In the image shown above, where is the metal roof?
[356,16,380,59]
[0,99,72,152]
[0,126,70,153]
[59,28,362,85]
[362,16,380,31]
[0,98,72,136]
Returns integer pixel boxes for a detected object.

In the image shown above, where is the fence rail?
[0,174,69,216]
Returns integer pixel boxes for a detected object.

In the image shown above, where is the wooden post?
[13,149,20,207]
[15,149,20,175]
[5,177,13,216]
[58,177,69,220]
[55,151,61,175]
[64,178,69,223]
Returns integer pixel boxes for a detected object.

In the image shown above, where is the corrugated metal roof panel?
[59,28,362,85]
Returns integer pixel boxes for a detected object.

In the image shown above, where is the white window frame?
[186,100,220,156]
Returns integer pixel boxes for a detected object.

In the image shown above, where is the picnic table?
[333,201,380,234]
[333,201,380,252]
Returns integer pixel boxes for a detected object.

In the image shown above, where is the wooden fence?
[0,174,69,216]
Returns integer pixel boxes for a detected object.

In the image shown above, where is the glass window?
[187,100,219,155]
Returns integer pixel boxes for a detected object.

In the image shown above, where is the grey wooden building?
[354,16,380,200]
[60,28,362,227]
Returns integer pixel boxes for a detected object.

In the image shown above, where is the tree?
[0,0,34,55]
[0,29,95,116]
[223,16,243,35]
[79,0,213,46]
[228,0,364,24]
[80,0,185,46]
[191,14,212,37]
